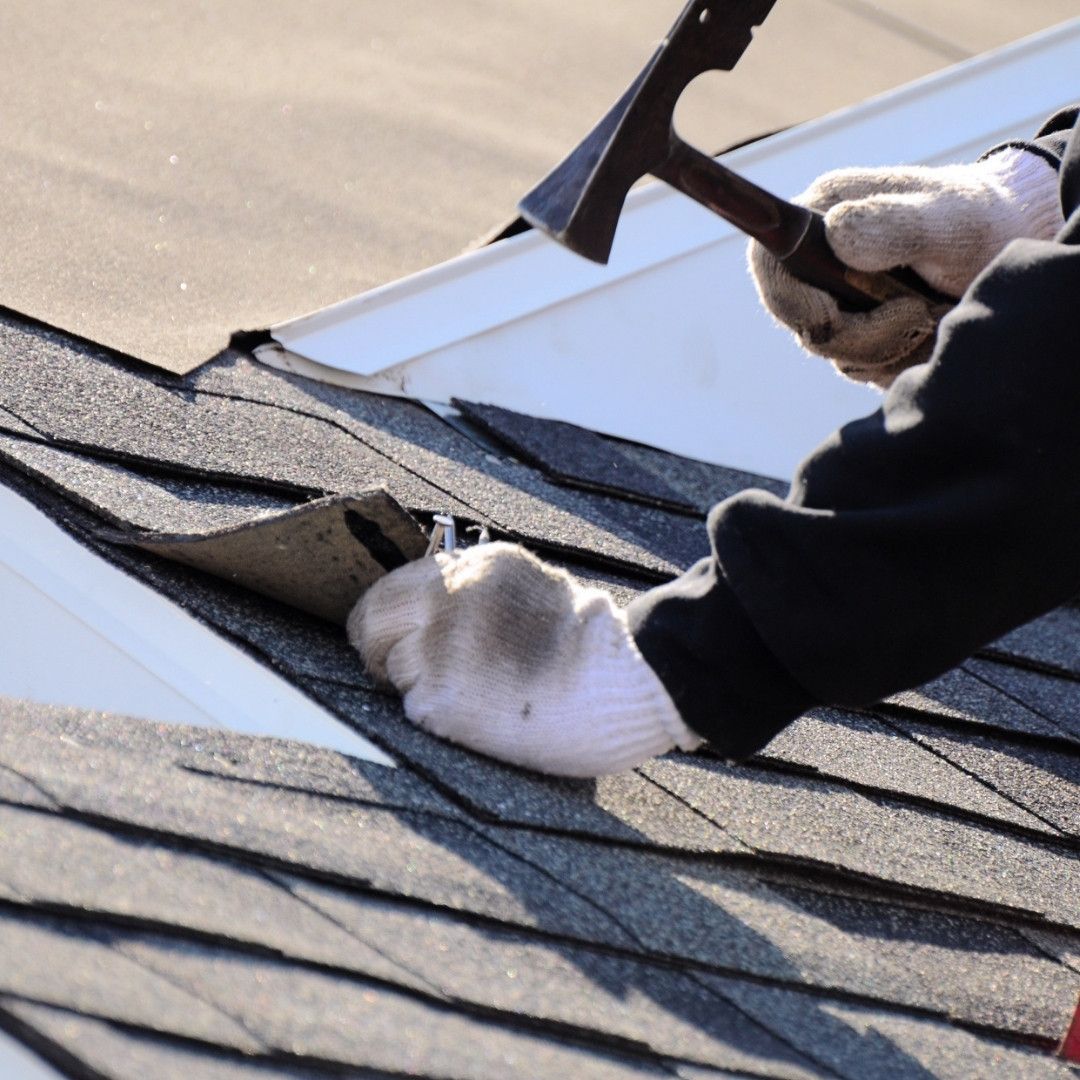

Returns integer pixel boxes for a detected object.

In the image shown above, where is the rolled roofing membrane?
[0,483,393,766]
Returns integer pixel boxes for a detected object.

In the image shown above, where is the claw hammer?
[518,0,949,312]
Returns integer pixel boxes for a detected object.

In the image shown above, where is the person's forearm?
[631,121,1080,759]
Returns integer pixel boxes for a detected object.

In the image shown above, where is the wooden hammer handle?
[657,138,952,312]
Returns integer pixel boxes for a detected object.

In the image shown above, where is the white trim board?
[259,19,1080,479]
[0,483,393,766]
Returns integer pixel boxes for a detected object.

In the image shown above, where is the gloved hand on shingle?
[348,542,701,777]
[748,147,1062,387]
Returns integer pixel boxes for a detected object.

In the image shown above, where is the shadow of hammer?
[518,0,949,312]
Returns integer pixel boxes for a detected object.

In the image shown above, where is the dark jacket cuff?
[627,555,815,760]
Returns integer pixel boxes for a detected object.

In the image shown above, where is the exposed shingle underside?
[0,312,1077,1079]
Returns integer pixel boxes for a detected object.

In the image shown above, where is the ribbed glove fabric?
[349,543,701,777]
[748,148,1062,387]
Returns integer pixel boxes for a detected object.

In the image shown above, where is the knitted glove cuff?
[983,146,1063,241]
[618,612,703,751]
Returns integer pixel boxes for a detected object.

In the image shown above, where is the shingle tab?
[0,323,466,515]
[0,763,56,811]
[886,663,1075,743]
[2,1001,331,1080]
[279,875,825,1080]
[0,433,295,532]
[187,353,708,574]
[761,708,1056,834]
[306,677,748,852]
[899,723,1080,837]
[0,702,630,948]
[963,658,1080,742]
[705,977,1076,1080]
[0,698,448,816]
[641,755,1080,927]
[0,910,263,1052]
[610,439,788,511]
[475,828,1079,1039]
[127,491,428,624]
[0,404,43,438]
[0,803,420,990]
[985,607,1080,678]
[93,530,374,687]
[453,399,696,511]
[118,934,673,1080]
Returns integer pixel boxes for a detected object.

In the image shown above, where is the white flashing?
[0,1028,66,1080]
[0,484,393,766]
[260,19,1080,478]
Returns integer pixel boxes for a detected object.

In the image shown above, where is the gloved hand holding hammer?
[748,146,1061,386]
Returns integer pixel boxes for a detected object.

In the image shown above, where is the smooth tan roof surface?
[0,0,1073,372]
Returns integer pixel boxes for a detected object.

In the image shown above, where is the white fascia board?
[0,483,393,766]
[261,19,1080,479]
[0,1028,66,1080]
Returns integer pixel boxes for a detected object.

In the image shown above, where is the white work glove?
[748,147,1062,387]
[348,542,701,777]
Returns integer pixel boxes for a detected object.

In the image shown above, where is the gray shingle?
[473,828,1079,1039]
[0,432,295,532]
[0,910,263,1052]
[2,1001,333,1080]
[0,703,630,948]
[963,658,1080,742]
[1,312,1078,1080]
[187,353,707,575]
[759,882,1080,1039]
[280,875,824,1080]
[0,698,450,816]
[0,762,56,811]
[885,663,1075,743]
[0,322,465,515]
[899,723,1080,837]
[985,607,1080,679]
[0,403,39,437]
[641,755,1080,928]
[118,934,673,1079]
[609,438,789,512]
[761,709,1056,834]
[704,977,1076,1080]
[453,399,696,511]
[1022,928,1080,975]
[0,803,422,991]
[2,334,706,578]
[306,678,748,852]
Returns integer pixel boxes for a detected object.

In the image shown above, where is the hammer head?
[518,0,776,264]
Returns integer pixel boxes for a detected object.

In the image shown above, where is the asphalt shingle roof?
[0,309,1077,1078]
